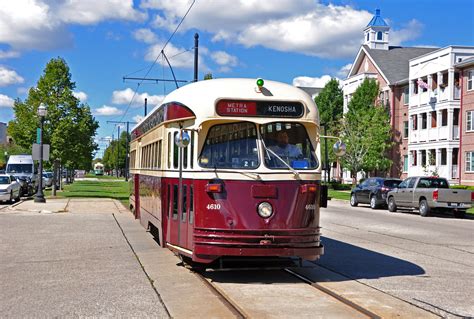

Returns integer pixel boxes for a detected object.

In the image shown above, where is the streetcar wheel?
[388,197,397,212]
[419,199,430,217]
[370,195,378,209]
[350,193,358,207]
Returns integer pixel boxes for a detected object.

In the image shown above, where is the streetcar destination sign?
[216,100,304,117]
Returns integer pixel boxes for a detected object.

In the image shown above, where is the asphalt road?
[319,200,474,318]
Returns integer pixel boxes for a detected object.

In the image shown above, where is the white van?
[6,155,38,191]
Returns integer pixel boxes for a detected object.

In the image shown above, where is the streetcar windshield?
[260,122,318,170]
[199,122,259,169]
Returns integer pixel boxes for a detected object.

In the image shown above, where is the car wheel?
[388,197,397,212]
[370,195,378,209]
[419,199,430,217]
[350,193,358,207]
[453,210,466,219]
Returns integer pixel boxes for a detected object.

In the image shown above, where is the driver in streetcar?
[269,130,302,158]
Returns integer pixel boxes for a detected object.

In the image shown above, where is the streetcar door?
[169,183,180,245]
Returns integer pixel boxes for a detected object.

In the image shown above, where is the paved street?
[319,200,474,318]
[1,198,473,318]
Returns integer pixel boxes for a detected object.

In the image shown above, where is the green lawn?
[84,173,123,180]
[328,189,351,201]
[46,179,130,207]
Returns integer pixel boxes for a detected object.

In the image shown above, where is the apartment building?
[456,57,474,185]
[407,47,474,183]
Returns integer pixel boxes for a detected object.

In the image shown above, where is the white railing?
[408,165,456,181]
[438,86,449,101]
[439,126,449,140]
[452,165,458,179]
[418,129,428,142]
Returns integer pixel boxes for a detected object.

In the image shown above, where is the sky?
[0,0,473,158]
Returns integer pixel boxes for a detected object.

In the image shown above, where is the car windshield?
[417,178,449,189]
[260,122,318,169]
[199,122,259,169]
[0,176,10,184]
[384,180,401,188]
[6,164,32,174]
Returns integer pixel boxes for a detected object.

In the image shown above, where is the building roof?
[455,56,474,68]
[366,9,388,27]
[364,45,438,84]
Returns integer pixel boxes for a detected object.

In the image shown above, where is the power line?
[115,0,196,127]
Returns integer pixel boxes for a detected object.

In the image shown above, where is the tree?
[102,131,128,176]
[314,78,343,174]
[8,57,98,171]
[341,78,393,184]
[203,73,213,80]
[0,143,30,168]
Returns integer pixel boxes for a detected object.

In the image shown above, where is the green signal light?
[256,78,264,87]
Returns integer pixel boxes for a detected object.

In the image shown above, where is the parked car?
[386,176,473,218]
[6,155,37,192]
[43,172,53,188]
[350,177,402,209]
[0,174,21,203]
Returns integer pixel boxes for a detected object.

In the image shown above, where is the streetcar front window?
[260,122,318,169]
[199,122,259,169]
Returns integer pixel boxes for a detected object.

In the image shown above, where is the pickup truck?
[386,176,473,218]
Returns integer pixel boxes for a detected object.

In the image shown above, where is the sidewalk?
[0,198,235,318]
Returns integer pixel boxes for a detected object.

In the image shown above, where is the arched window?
[377,31,383,40]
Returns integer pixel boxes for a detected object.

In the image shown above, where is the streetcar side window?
[173,132,179,169]
[158,140,162,169]
[172,184,178,220]
[189,185,194,224]
[198,122,259,169]
[260,122,318,170]
[168,132,171,169]
[182,185,187,222]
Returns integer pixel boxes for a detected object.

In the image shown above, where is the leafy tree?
[203,73,213,80]
[0,143,30,168]
[314,78,343,173]
[341,78,393,184]
[102,131,128,176]
[8,57,98,171]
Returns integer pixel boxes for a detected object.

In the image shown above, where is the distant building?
[297,86,323,100]
[341,9,474,184]
[0,122,7,145]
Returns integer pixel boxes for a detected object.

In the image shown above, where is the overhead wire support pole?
[107,120,137,182]
[162,50,179,89]
[194,33,199,82]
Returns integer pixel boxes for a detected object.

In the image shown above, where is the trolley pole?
[194,33,199,82]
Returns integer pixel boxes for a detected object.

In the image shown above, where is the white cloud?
[133,115,144,123]
[336,63,352,78]
[142,1,422,59]
[0,93,14,108]
[0,0,145,50]
[145,41,197,69]
[391,19,423,46]
[133,28,158,44]
[73,91,88,102]
[111,88,165,108]
[0,50,20,59]
[292,75,337,88]
[93,105,123,116]
[0,66,24,86]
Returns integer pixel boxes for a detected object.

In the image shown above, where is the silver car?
[0,174,21,203]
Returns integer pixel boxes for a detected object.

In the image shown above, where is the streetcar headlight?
[257,202,273,218]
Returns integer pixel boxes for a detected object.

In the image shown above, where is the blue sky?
[0,0,473,158]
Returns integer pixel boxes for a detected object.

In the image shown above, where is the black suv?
[350,177,402,209]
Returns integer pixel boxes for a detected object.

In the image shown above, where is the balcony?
[410,125,453,143]
[409,165,457,181]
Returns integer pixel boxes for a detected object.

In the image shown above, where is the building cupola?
[363,9,390,50]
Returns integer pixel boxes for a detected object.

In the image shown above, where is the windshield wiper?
[212,164,261,180]
[261,139,300,179]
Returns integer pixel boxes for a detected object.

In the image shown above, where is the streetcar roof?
[131,78,319,134]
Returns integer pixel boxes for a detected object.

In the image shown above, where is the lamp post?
[34,103,47,203]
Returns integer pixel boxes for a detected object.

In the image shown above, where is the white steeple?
[363,9,390,50]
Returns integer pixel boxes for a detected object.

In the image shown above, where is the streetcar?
[129,78,343,264]
[94,162,104,176]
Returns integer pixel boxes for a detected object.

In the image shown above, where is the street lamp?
[34,103,47,203]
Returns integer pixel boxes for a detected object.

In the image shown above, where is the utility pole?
[144,98,148,117]
[107,120,137,181]
[194,33,199,82]
[116,125,120,177]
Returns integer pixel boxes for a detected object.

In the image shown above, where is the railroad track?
[192,266,380,319]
